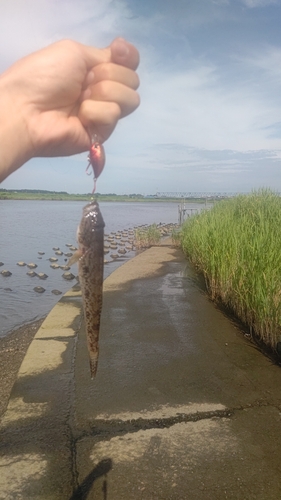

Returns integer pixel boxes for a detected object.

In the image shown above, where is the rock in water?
[37,273,48,280]
[60,265,70,271]
[27,271,37,277]
[62,272,75,281]
[1,270,12,277]
[27,263,37,269]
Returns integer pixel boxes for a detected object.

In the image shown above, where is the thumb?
[82,44,112,70]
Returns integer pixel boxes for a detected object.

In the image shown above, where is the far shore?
[0,189,214,203]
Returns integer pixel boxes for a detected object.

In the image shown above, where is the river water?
[0,200,205,337]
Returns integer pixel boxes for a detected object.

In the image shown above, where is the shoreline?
[0,317,45,417]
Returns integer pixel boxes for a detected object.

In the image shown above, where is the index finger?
[110,38,140,71]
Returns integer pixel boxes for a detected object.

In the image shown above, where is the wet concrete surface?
[1,245,281,499]
[75,254,281,418]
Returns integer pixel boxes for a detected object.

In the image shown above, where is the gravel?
[0,317,45,417]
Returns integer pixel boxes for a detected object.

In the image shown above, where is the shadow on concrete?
[69,458,112,500]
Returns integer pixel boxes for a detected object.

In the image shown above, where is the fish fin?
[68,250,83,266]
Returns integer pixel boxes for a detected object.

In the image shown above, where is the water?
[0,200,203,337]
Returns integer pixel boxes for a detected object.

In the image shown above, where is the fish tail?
[89,352,99,379]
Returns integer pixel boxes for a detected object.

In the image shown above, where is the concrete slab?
[1,245,281,499]
[74,249,281,424]
[75,406,281,500]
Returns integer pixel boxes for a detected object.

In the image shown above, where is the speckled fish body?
[76,200,105,378]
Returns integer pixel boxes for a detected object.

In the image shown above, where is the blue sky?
[1,0,281,195]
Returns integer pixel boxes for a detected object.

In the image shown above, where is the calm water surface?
[0,200,203,337]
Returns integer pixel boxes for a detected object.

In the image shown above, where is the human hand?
[78,37,140,149]
[0,38,140,181]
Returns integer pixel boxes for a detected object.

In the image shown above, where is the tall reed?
[180,189,281,349]
[134,224,161,249]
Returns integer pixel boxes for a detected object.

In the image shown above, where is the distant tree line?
[0,188,68,194]
[0,189,145,197]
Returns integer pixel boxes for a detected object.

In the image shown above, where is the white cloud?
[235,45,281,80]
[1,0,281,193]
[241,0,278,7]
[136,57,281,153]
[0,0,132,70]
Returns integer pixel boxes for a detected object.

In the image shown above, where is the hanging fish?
[69,201,105,378]
[69,130,106,377]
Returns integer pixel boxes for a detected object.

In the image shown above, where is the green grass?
[134,224,162,249]
[171,227,181,247]
[180,189,281,350]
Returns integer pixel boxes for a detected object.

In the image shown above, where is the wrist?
[0,73,34,182]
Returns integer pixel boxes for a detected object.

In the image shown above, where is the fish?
[69,200,105,378]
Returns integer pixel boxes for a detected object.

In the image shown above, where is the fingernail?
[114,38,129,58]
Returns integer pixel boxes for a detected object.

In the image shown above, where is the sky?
[1,0,281,195]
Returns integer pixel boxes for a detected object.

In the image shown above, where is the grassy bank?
[180,189,281,351]
[0,190,147,202]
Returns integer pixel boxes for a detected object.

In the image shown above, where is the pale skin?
[0,37,140,183]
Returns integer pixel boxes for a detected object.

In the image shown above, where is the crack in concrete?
[69,400,278,500]
[74,399,281,446]
[36,336,75,341]
[76,408,234,443]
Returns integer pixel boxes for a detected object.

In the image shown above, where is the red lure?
[86,135,105,193]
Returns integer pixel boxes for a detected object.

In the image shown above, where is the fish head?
[77,201,105,248]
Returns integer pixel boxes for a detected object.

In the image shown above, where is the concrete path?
[1,245,281,499]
